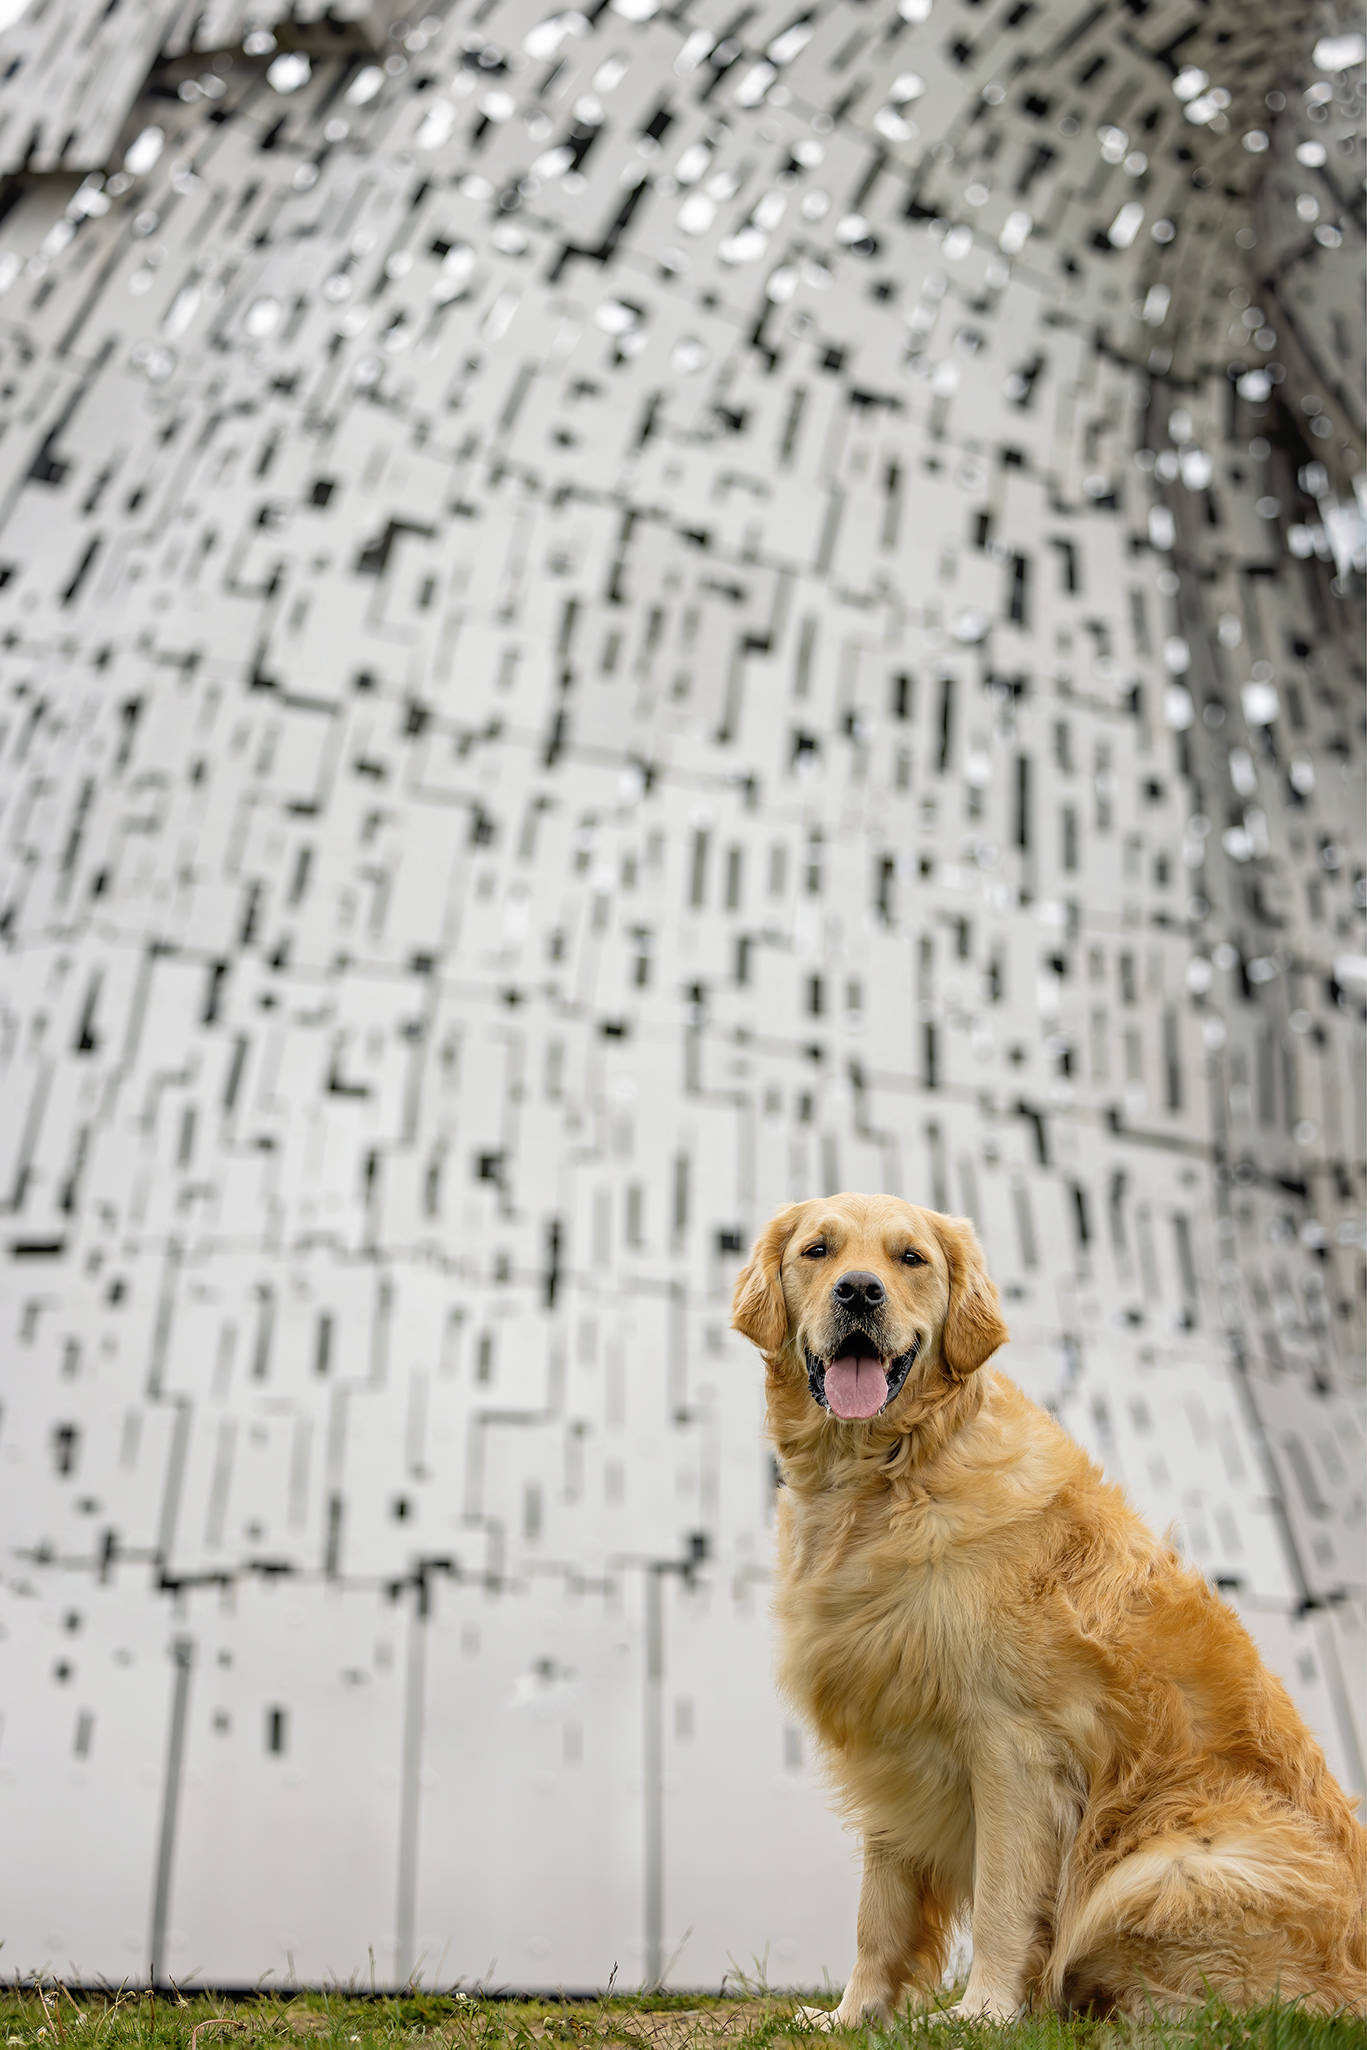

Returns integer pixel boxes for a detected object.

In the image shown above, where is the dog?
[731,1192,1366,2021]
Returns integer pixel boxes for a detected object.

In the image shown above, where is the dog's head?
[731,1192,1007,1421]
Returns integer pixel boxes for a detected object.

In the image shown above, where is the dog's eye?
[803,1241,827,1259]
[902,1248,925,1266]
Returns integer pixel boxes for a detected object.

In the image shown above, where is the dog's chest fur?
[772,1482,990,1753]
[768,1377,1071,1758]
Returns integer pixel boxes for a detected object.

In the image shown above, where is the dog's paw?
[923,1995,1019,2025]
[793,2004,886,2032]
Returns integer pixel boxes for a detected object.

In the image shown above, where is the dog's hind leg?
[799,1839,951,2029]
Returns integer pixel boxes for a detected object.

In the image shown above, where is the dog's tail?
[1043,1818,1365,2016]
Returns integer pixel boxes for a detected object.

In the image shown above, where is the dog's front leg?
[801,1838,941,2029]
[948,1728,1062,2020]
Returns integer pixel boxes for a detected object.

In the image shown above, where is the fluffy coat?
[731,1192,1366,2022]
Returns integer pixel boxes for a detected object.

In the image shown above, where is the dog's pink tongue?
[824,1355,888,1420]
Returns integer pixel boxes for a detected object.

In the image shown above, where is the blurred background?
[0,0,1362,1995]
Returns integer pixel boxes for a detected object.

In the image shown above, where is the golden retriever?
[731,1192,1366,2021]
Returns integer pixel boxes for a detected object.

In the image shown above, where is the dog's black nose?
[832,1269,885,1309]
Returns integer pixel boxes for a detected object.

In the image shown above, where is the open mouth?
[805,1330,921,1420]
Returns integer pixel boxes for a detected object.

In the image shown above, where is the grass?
[0,1981,1361,2050]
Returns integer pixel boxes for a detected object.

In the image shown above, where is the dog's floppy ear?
[731,1204,804,1355]
[932,1213,1008,1380]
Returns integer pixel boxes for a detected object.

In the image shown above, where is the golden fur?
[731,1192,1367,2022]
